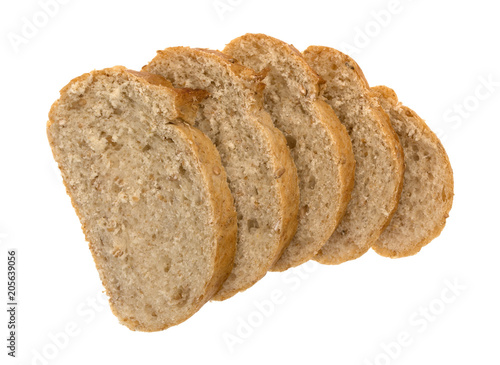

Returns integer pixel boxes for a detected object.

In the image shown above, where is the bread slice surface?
[303,46,405,265]
[371,86,454,257]
[144,48,300,298]
[47,66,237,331]
[224,34,355,271]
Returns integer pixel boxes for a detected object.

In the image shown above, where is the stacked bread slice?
[48,34,453,332]
[48,67,237,331]
[143,48,300,300]
[223,34,356,271]
[303,45,405,264]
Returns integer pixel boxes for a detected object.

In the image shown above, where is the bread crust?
[47,67,237,331]
[304,46,405,265]
[144,48,300,299]
[370,86,454,258]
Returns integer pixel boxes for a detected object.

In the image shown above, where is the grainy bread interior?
[371,86,454,257]
[303,46,405,265]
[47,67,237,331]
[224,34,355,271]
[144,48,300,299]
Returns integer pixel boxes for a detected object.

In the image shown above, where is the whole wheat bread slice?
[224,34,355,271]
[144,48,300,299]
[47,67,237,331]
[303,46,405,265]
[370,86,454,258]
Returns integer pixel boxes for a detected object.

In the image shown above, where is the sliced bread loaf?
[303,46,405,265]
[144,48,300,299]
[370,86,454,258]
[47,67,237,331]
[224,34,355,271]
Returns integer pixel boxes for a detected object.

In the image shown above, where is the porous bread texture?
[303,46,405,265]
[371,86,454,258]
[47,66,237,331]
[144,48,300,299]
[224,34,355,271]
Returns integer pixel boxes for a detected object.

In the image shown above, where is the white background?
[1,0,499,364]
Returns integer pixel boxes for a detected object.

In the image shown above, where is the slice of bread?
[303,46,405,265]
[144,48,300,299]
[47,67,237,331]
[224,34,355,271]
[370,86,454,258]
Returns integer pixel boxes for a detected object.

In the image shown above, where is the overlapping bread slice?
[144,48,300,299]
[224,34,355,271]
[303,46,405,265]
[47,67,237,331]
[370,86,453,258]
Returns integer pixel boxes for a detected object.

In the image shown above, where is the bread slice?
[143,48,300,299]
[370,86,454,257]
[224,34,355,271]
[47,66,237,331]
[303,46,405,265]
